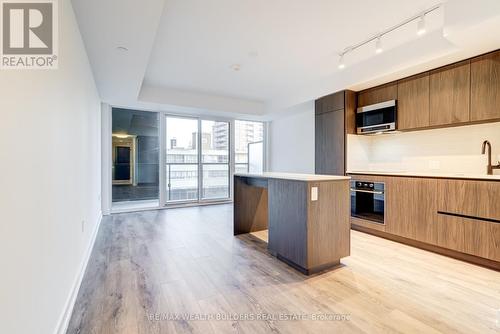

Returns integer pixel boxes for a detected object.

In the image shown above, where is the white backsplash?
[347,121,500,175]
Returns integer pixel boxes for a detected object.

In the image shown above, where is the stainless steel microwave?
[356,100,397,134]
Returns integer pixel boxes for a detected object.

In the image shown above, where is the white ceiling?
[71,0,500,119]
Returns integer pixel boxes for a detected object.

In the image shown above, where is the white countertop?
[234,172,350,182]
[347,170,500,181]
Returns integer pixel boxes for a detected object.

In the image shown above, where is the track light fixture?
[417,14,426,36]
[338,54,345,70]
[337,4,440,69]
[375,37,383,54]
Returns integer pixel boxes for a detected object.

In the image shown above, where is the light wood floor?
[67,204,500,334]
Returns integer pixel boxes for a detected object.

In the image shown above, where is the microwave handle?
[350,188,384,195]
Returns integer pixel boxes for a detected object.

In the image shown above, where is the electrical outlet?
[311,187,318,201]
[429,160,440,170]
[81,220,85,233]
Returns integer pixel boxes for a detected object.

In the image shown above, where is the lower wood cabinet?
[435,179,500,262]
[436,213,500,262]
[315,109,344,175]
[350,174,500,264]
[268,180,308,268]
[437,179,500,221]
[386,177,437,244]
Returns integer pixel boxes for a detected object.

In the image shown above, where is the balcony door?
[165,116,230,204]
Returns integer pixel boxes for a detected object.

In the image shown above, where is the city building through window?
[234,120,264,174]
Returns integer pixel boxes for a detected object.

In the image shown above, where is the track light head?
[338,54,345,70]
[375,37,383,54]
[417,14,426,36]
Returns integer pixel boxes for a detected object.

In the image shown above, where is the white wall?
[347,122,500,175]
[0,1,101,334]
[269,101,315,173]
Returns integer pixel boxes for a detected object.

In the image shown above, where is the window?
[201,120,230,200]
[234,120,264,173]
[111,109,159,204]
[166,117,198,202]
[109,110,266,209]
[165,117,230,203]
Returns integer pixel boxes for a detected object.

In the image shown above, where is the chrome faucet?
[481,140,500,175]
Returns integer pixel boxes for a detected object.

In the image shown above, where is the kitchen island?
[234,172,351,274]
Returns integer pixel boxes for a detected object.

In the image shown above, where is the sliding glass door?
[111,108,159,208]
[201,120,229,200]
[165,116,199,203]
[165,116,230,204]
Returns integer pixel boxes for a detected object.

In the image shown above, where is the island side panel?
[307,180,351,269]
[268,179,308,269]
[233,176,269,235]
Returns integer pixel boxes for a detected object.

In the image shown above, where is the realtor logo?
[1,0,58,69]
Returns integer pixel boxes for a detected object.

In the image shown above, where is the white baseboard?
[54,211,103,334]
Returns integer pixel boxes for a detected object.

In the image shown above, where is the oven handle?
[350,188,384,195]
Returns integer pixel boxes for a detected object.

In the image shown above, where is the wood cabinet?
[357,82,397,107]
[349,174,500,264]
[315,91,344,114]
[397,73,430,130]
[471,50,500,122]
[429,60,471,126]
[344,90,357,135]
[233,176,268,235]
[268,179,308,268]
[386,177,437,244]
[353,49,500,132]
[436,214,500,262]
[315,109,344,175]
[235,175,351,275]
[314,90,356,175]
[307,181,350,269]
[437,179,500,221]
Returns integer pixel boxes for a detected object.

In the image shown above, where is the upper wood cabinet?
[315,91,344,115]
[429,60,471,126]
[353,49,500,132]
[471,50,500,122]
[344,90,356,135]
[357,82,397,107]
[397,73,430,130]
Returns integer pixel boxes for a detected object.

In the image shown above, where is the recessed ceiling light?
[116,46,129,52]
[230,64,241,71]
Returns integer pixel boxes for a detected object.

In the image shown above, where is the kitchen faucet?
[481,140,500,175]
